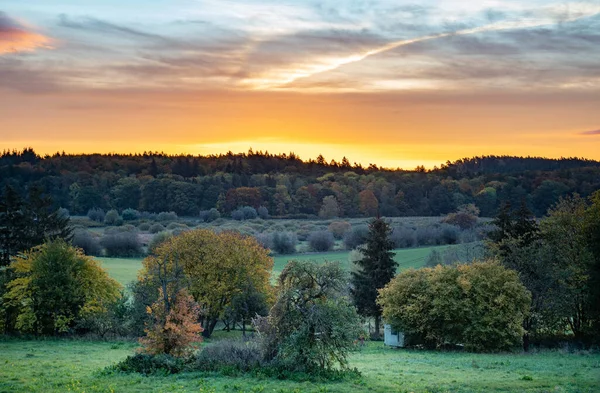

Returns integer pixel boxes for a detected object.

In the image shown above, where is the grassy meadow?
[97,244,458,286]
[1,337,598,393]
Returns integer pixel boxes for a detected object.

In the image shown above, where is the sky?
[1,0,599,169]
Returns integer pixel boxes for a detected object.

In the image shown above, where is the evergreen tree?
[351,217,397,338]
[0,186,72,266]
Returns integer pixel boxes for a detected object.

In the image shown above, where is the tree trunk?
[202,318,219,338]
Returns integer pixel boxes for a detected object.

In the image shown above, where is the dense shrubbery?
[231,206,258,220]
[101,232,143,257]
[149,223,165,233]
[87,208,105,223]
[343,225,369,249]
[308,230,335,252]
[104,209,123,226]
[390,226,417,248]
[138,222,151,231]
[157,211,178,222]
[199,208,220,222]
[379,260,531,351]
[72,229,102,256]
[328,221,351,240]
[121,208,140,221]
[271,232,297,254]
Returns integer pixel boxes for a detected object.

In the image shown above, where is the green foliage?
[72,229,102,256]
[256,261,362,371]
[148,231,172,256]
[271,232,298,254]
[351,218,397,334]
[87,208,105,222]
[2,240,122,335]
[113,353,188,375]
[121,208,140,221]
[379,260,531,351]
[104,209,123,226]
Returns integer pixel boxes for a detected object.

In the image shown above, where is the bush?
[104,209,123,226]
[157,211,178,222]
[139,211,157,221]
[439,224,460,245]
[113,353,188,375]
[87,208,105,223]
[254,233,272,250]
[72,229,102,256]
[101,232,143,257]
[308,230,335,252]
[241,206,258,220]
[57,207,70,218]
[166,222,187,230]
[257,206,269,219]
[122,208,140,221]
[148,231,172,255]
[328,221,351,240]
[231,209,245,221]
[199,208,220,222]
[138,222,151,231]
[378,260,531,351]
[390,226,416,248]
[442,204,479,230]
[343,225,369,249]
[272,232,297,254]
[194,339,264,372]
[149,223,165,234]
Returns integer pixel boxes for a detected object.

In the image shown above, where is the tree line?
[2,149,600,218]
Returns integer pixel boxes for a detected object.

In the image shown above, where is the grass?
[1,337,598,393]
[97,244,459,286]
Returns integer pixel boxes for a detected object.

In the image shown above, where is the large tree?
[140,229,273,337]
[351,217,397,337]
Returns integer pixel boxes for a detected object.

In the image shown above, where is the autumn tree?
[358,189,379,217]
[141,229,273,337]
[351,217,397,338]
[318,195,341,219]
[2,240,121,334]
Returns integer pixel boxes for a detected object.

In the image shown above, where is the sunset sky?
[1,1,599,168]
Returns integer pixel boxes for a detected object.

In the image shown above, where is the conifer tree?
[351,217,397,338]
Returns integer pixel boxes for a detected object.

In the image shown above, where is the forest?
[2,148,600,218]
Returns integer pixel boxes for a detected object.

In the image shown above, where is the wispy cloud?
[581,129,600,135]
[0,12,52,54]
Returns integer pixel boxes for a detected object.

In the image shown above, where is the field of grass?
[97,244,457,286]
[1,337,598,393]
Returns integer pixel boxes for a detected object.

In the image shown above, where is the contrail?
[251,3,600,89]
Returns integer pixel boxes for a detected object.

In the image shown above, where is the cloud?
[0,12,52,54]
[581,129,600,135]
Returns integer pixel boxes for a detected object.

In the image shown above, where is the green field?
[97,245,456,286]
[1,337,598,393]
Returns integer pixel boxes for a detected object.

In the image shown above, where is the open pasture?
[97,244,458,286]
[1,338,598,393]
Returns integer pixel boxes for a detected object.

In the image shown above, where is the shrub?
[138,222,151,231]
[122,208,140,221]
[157,211,178,222]
[390,226,417,248]
[72,229,102,256]
[328,221,351,240]
[139,211,157,221]
[257,206,269,219]
[442,204,479,230]
[343,225,369,249]
[113,353,188,375]
[254,233,272,250]
[378,260,531,351]
[241,206,258,220]
[439,224,460,245]
[148,231,172,255]
[57,207,70,218]
[87,208,105,223]
[149,223,165,234]
[199,208,220,222]
[231,209,245,221]
[104,209,123,226]
[308,230,335,252]
[101,232,143,257]
[272,232,298,254]
[166,222,187,230]
[194,339,264,372]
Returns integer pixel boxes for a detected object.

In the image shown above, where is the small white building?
[384,324,405,347]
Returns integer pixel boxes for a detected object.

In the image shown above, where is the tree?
[2,240,121,334]
[378,261,531,351]
[140,288,203,357]
[319,195,340,219]
[0,186,72,266]
[141,229,273,337]
[351,217,397,338]
[255,261,361,371]
[358,189,379,217]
